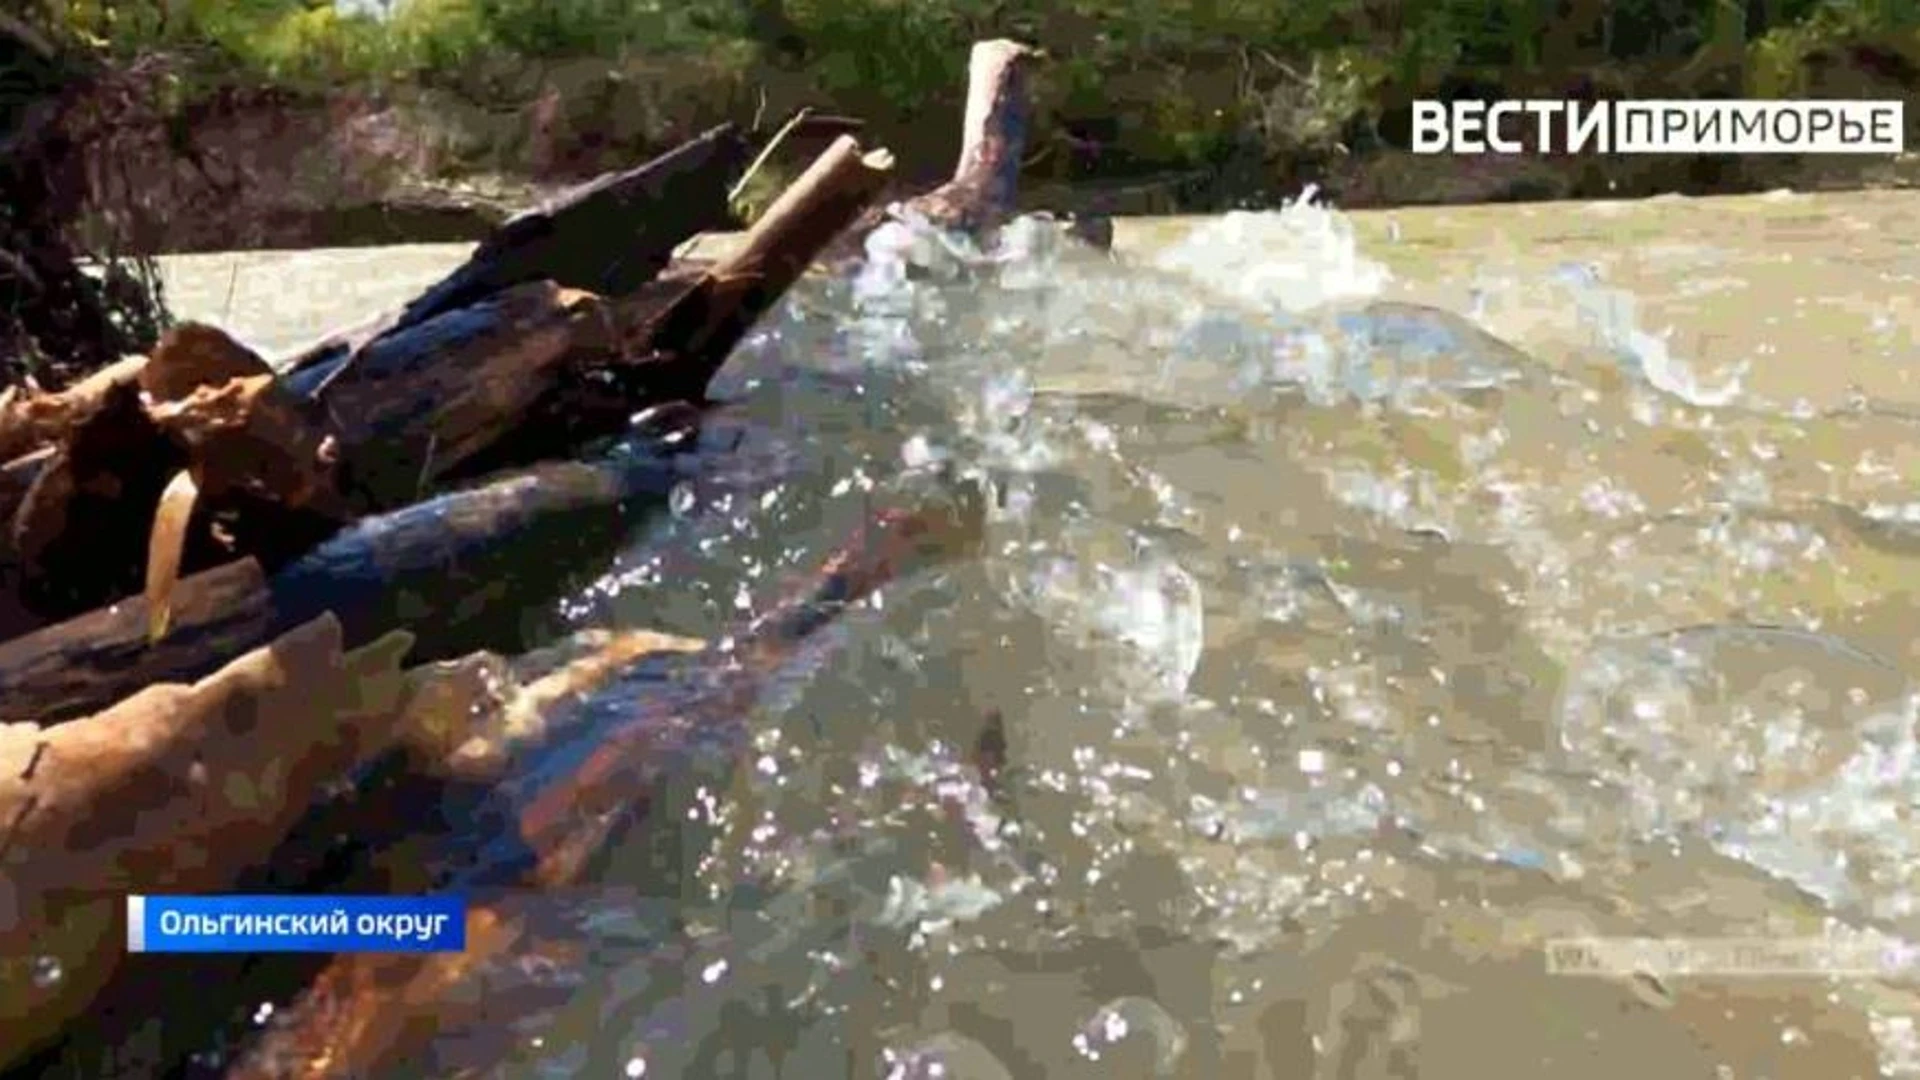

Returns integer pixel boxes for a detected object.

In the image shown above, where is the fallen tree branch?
[279,124,751,379]
[907,38,1039,232]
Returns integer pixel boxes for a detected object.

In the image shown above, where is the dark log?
[407,136,892,477]
[8,377,186,620]
[0,414,710,726]
[0,614,417,1073]
[299,280,617,507]
[0,354,143,465]
[215,492,986,1080]
[0,557,272,726]
[278,124,751,379]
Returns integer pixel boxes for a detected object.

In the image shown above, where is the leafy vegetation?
[26,0,1920,187]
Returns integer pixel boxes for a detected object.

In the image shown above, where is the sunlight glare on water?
[418,193,1920,1077]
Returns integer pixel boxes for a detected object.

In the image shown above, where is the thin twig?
[750,86,769,133]
[18,742,46,782]
[728,108,817,207]
[221,257,240,323]
[416,433,438,500]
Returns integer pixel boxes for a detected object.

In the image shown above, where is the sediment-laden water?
[162,189,1920,1079]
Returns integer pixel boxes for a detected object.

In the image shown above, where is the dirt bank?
[111,34,1920,254]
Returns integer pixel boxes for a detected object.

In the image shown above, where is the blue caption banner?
[126,894,467,954]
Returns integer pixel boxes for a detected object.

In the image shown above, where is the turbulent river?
[163,189,1920,1079]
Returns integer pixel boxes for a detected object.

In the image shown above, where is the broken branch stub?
[631,134,894,403]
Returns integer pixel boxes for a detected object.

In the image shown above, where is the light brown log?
[0,614,417,1072]
[624,134,894,405]
[908,38,1039,232]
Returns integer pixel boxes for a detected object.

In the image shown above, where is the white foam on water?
[1151,186,1390,314]
[1561,271,1747,406]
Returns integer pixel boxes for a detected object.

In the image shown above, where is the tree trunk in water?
[215,495,986,1080]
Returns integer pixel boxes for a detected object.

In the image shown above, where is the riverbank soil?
[11,3,1920,254]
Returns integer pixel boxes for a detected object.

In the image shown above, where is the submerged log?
[0,614,416,1073]
[218,493,986,1080]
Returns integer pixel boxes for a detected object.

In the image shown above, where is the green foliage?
[37,0,1920,180]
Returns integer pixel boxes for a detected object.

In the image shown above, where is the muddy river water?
[159,189,1920,1079]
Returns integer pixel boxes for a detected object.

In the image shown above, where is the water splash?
[1560,268,1746,406]
[1152,187,1389,313]
[458,195,1920,1076]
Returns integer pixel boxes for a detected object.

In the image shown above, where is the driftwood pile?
[0,40,1045,1078]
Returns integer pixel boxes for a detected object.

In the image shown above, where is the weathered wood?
[278,124,751,379]
[0,123,891,639]
[217,494,986,1079]
[398,124,749,329]
[626,134,895,405]
[0,420,704,725]
[0,615,416,1073]
[8,376,186,621]
[305,280,612,507]
[906,39,1037,233]
[0,354,143,465]
[137,321,275,402]
[382,137,891,479]
[0,557,271,727]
